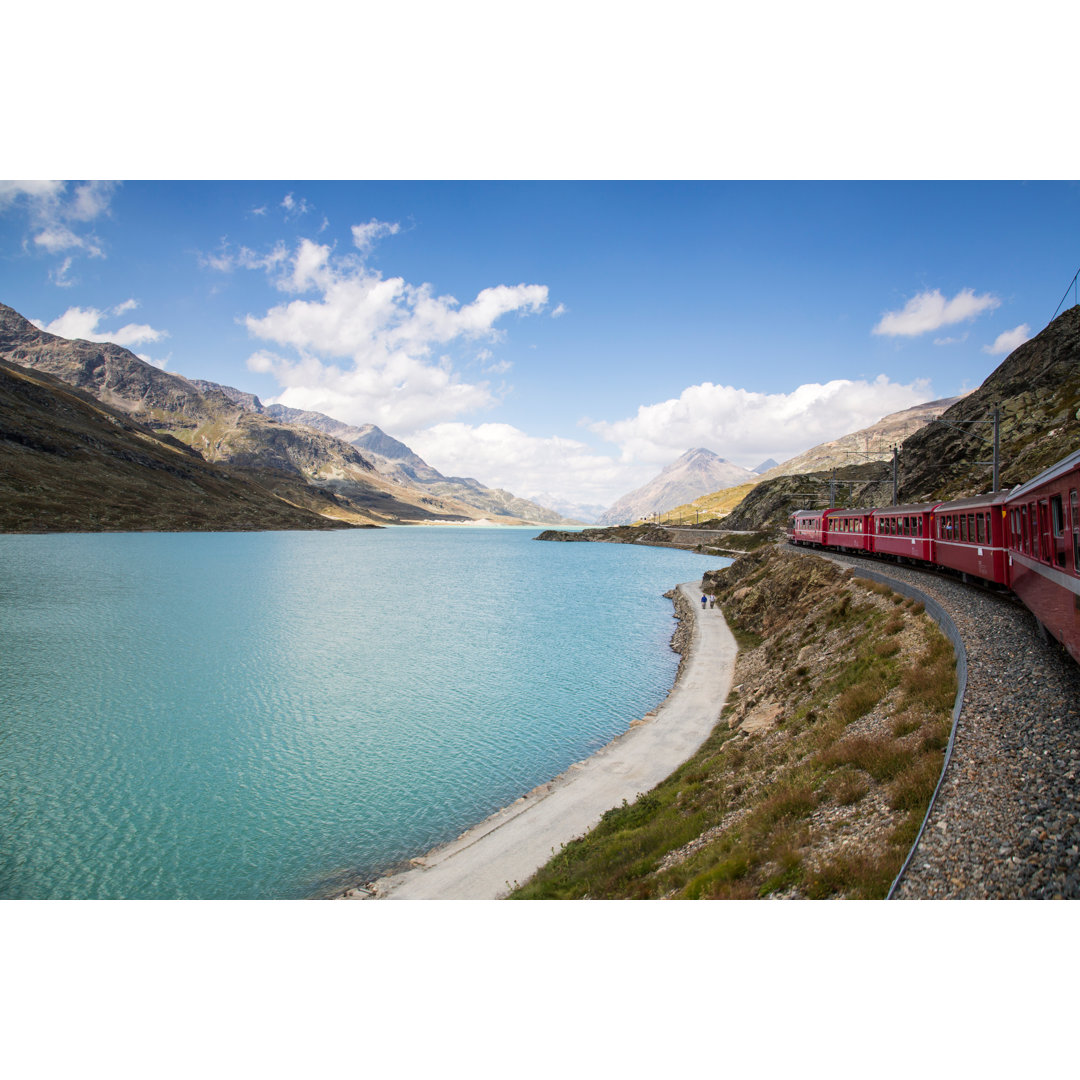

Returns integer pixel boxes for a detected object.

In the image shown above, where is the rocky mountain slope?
[598,448,759,525]
[896,306,1080,501]
[0,302,537,527]
[0,357,349,532]
[757,397,962,482]
[195,381,579,526]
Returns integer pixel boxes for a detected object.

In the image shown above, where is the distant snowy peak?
[597,447,758,525]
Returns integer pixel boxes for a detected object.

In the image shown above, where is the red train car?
[930,492,1010,586]
[790,509,828,546]
[822,508,873,553]
[869,502,939,564]
[1004,448,1080,664]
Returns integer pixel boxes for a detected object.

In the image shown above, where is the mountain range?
[0,301,578,531]
[192,383,581,526]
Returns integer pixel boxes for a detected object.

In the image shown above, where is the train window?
[1021,505,1029,553]
[1052,495,1066,568]
[960,515,967,542]
[1072,490,1079,574]
[976,514,984,544]
[1052,494,1064,537]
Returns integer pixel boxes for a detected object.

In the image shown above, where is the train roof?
[934,490,1010,512]
[870,501,940,516]
[1006,446,1080,501]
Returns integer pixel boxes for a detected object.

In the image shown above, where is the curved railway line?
[788,543,1080,898]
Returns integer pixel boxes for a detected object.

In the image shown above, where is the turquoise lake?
[0,527,727,899]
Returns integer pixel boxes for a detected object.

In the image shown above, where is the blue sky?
[2,180,1077,512]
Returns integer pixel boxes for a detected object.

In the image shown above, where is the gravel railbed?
[786,543,1080,899]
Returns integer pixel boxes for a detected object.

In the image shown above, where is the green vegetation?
[648,482,760,526]
[511,548,956,900]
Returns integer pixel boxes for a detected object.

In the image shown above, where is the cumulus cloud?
[982,323,1031,356]
[32,301,167,349]
[401,374,933,508]
[873,288,1000,337]
[241,232,549,430]
[589,376,933,469]
[407,423,648,506]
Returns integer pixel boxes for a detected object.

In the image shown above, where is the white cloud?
[551,302,567,318]
[590,376,933,469]
[50,256,75,287]
[67,181,119,222]
[32,303,168,349]
[873,288,1000,337]
[242,232,549,431]
[0,180,65,209]
[351,218,400,252]
[982,323,1031,356]
[933,331,968,346]
[0,180,118,278]
[33,224,103,257]
[200,239,288,274]
[407,422,647,506]
[399,373,936,509]
[281,192,311,218]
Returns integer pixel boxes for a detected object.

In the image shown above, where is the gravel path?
[788,543,1080,899]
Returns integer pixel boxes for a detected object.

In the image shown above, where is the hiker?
[701,594,707,609]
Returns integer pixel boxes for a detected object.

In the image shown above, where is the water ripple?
[0,528,727,898]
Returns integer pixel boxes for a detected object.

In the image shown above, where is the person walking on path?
[701,594,707,610]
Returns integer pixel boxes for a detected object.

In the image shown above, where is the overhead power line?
[1051,266,1080,322]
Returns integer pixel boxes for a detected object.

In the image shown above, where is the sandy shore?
[343,579,737,900]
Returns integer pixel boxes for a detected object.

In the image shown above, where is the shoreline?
[339,578,737,900]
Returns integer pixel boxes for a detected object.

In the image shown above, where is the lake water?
[0,527,727,899]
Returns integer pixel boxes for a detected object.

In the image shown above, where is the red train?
[787,447,1080,665]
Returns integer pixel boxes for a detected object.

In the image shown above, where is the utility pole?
[892,445,898,506]
[927,407,1003,492]
[993,407,1000,492]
